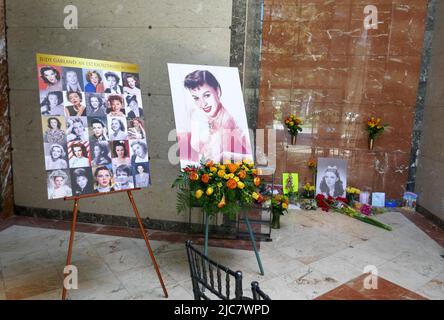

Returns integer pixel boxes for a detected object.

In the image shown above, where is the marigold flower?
[227,163,239,173]
[210,167,217,173]
[217,196,226,208]
[217,170,225,178]
[189,171,199,181]
[254,176,261,186]
[206,187,214,196]
[201,174,210,184]
[238,170,247,179]
[195,189,203,199]
[227,179,237,189]
[282,202,288,209]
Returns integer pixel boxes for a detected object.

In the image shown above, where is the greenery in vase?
[284,114,303,137]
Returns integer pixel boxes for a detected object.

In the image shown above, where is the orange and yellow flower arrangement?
[172,159,263,219]
[284,114,303,137]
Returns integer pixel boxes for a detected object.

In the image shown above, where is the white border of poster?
[167,63,253,168]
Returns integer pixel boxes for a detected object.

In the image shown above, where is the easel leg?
[62,197,79,300]
[127,191,168,298]
[244,212,265,276]
[204,213,209,257]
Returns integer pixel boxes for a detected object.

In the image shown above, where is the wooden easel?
[61,188,168,300]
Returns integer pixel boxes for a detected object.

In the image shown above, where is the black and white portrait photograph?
[62,67,84,92]
[46,169,72,199]
[40,90,65,116]
[70,167,95,196]
[85,93,107,117]
[316,157,347,198]
[66,116,89,142]
[103,71,123,94]
[44,143,69,170]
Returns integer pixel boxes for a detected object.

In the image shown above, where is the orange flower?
[201,174,210,184]
[217,196,226,208]
[307,159,316,168]
[254,176,261,186]
[205,160,214,168]
[189,171,199,181]
[227,163,239,173]
[227,178,237,189]
[238,170,247,179]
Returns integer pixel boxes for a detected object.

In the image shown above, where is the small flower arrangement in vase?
[302,183,315,199]
[346,186,360,205]
[284,114,303,145]
[307,159,317,185]
[270,194,289,229]
[366,117,387,150]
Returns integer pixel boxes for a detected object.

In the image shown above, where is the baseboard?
[13,205,237,237]
[416,204,444,230]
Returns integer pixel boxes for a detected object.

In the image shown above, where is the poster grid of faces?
[37,54,151,199]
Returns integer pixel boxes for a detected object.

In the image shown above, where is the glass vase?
[271,212,281,229]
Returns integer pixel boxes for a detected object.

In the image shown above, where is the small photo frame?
[282,173,298,195]
[372,192,386,207]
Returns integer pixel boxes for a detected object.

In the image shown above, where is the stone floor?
[0,209,443,300]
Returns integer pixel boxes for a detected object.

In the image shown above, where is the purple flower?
[360,204,372,216]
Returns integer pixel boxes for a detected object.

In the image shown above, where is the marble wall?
[257,0,428,199]
[0,0,13,221]
[415,0,444,220]
[6,0,233,224]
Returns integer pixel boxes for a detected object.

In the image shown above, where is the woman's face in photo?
[189,83,221,118]
[107,76,117,87]
[129,100,138,111]
[132,143,144,158]
[73,122,84,136]
[54,176,64,188]
[96,169,111,187]
[69,93,81,105]
[73,146,83,158]
[92,123,104,137]
[137,165,144,174]
[93,145,101,157]
[90,96,100,109]
[110,99,123,112]
[90,73,100,85]
[49,119,58,129]
[67,71,78,85]
[48,94,59,107]
[115,145,125,158]
[44,69,58,84]
[324,171,338,188]
[127,77,136,88]
[111,119,120,131]
[76,175,88,189]
[51,146,63,159]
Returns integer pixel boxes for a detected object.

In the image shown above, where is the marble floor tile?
[416,272,444,300]
[66,274,132,300]
[281,267,340,299]
[308,255,363,284]
[101,247,151,274]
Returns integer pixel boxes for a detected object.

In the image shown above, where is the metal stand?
[61,188,168,300]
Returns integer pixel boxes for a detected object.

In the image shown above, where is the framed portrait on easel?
[316,158,347,198]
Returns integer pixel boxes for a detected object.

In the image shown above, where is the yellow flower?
[252,192,259,200]
[289,121,294,126]
[224,174,230,180]
[237,181,245,189]
[210,167,217,173]
[217,170,225,178]
[195,190,203,199]
[282,203,288,209]
[217,182,223,188]
[206,187,214,196]
[310,186,315,191]
[234,177,240,182]
[218,165,226,171]
[228,173,235,179]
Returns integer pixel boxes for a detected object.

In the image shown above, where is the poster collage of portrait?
[36,54,151,199]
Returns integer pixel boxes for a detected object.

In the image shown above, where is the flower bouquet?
[366,117,387,150]
[302,182,315,199]
[284,114,303,144]
[269,194,289,229]
[345,186,360,204]
[172,159,263,220]
[316,194,392,231]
